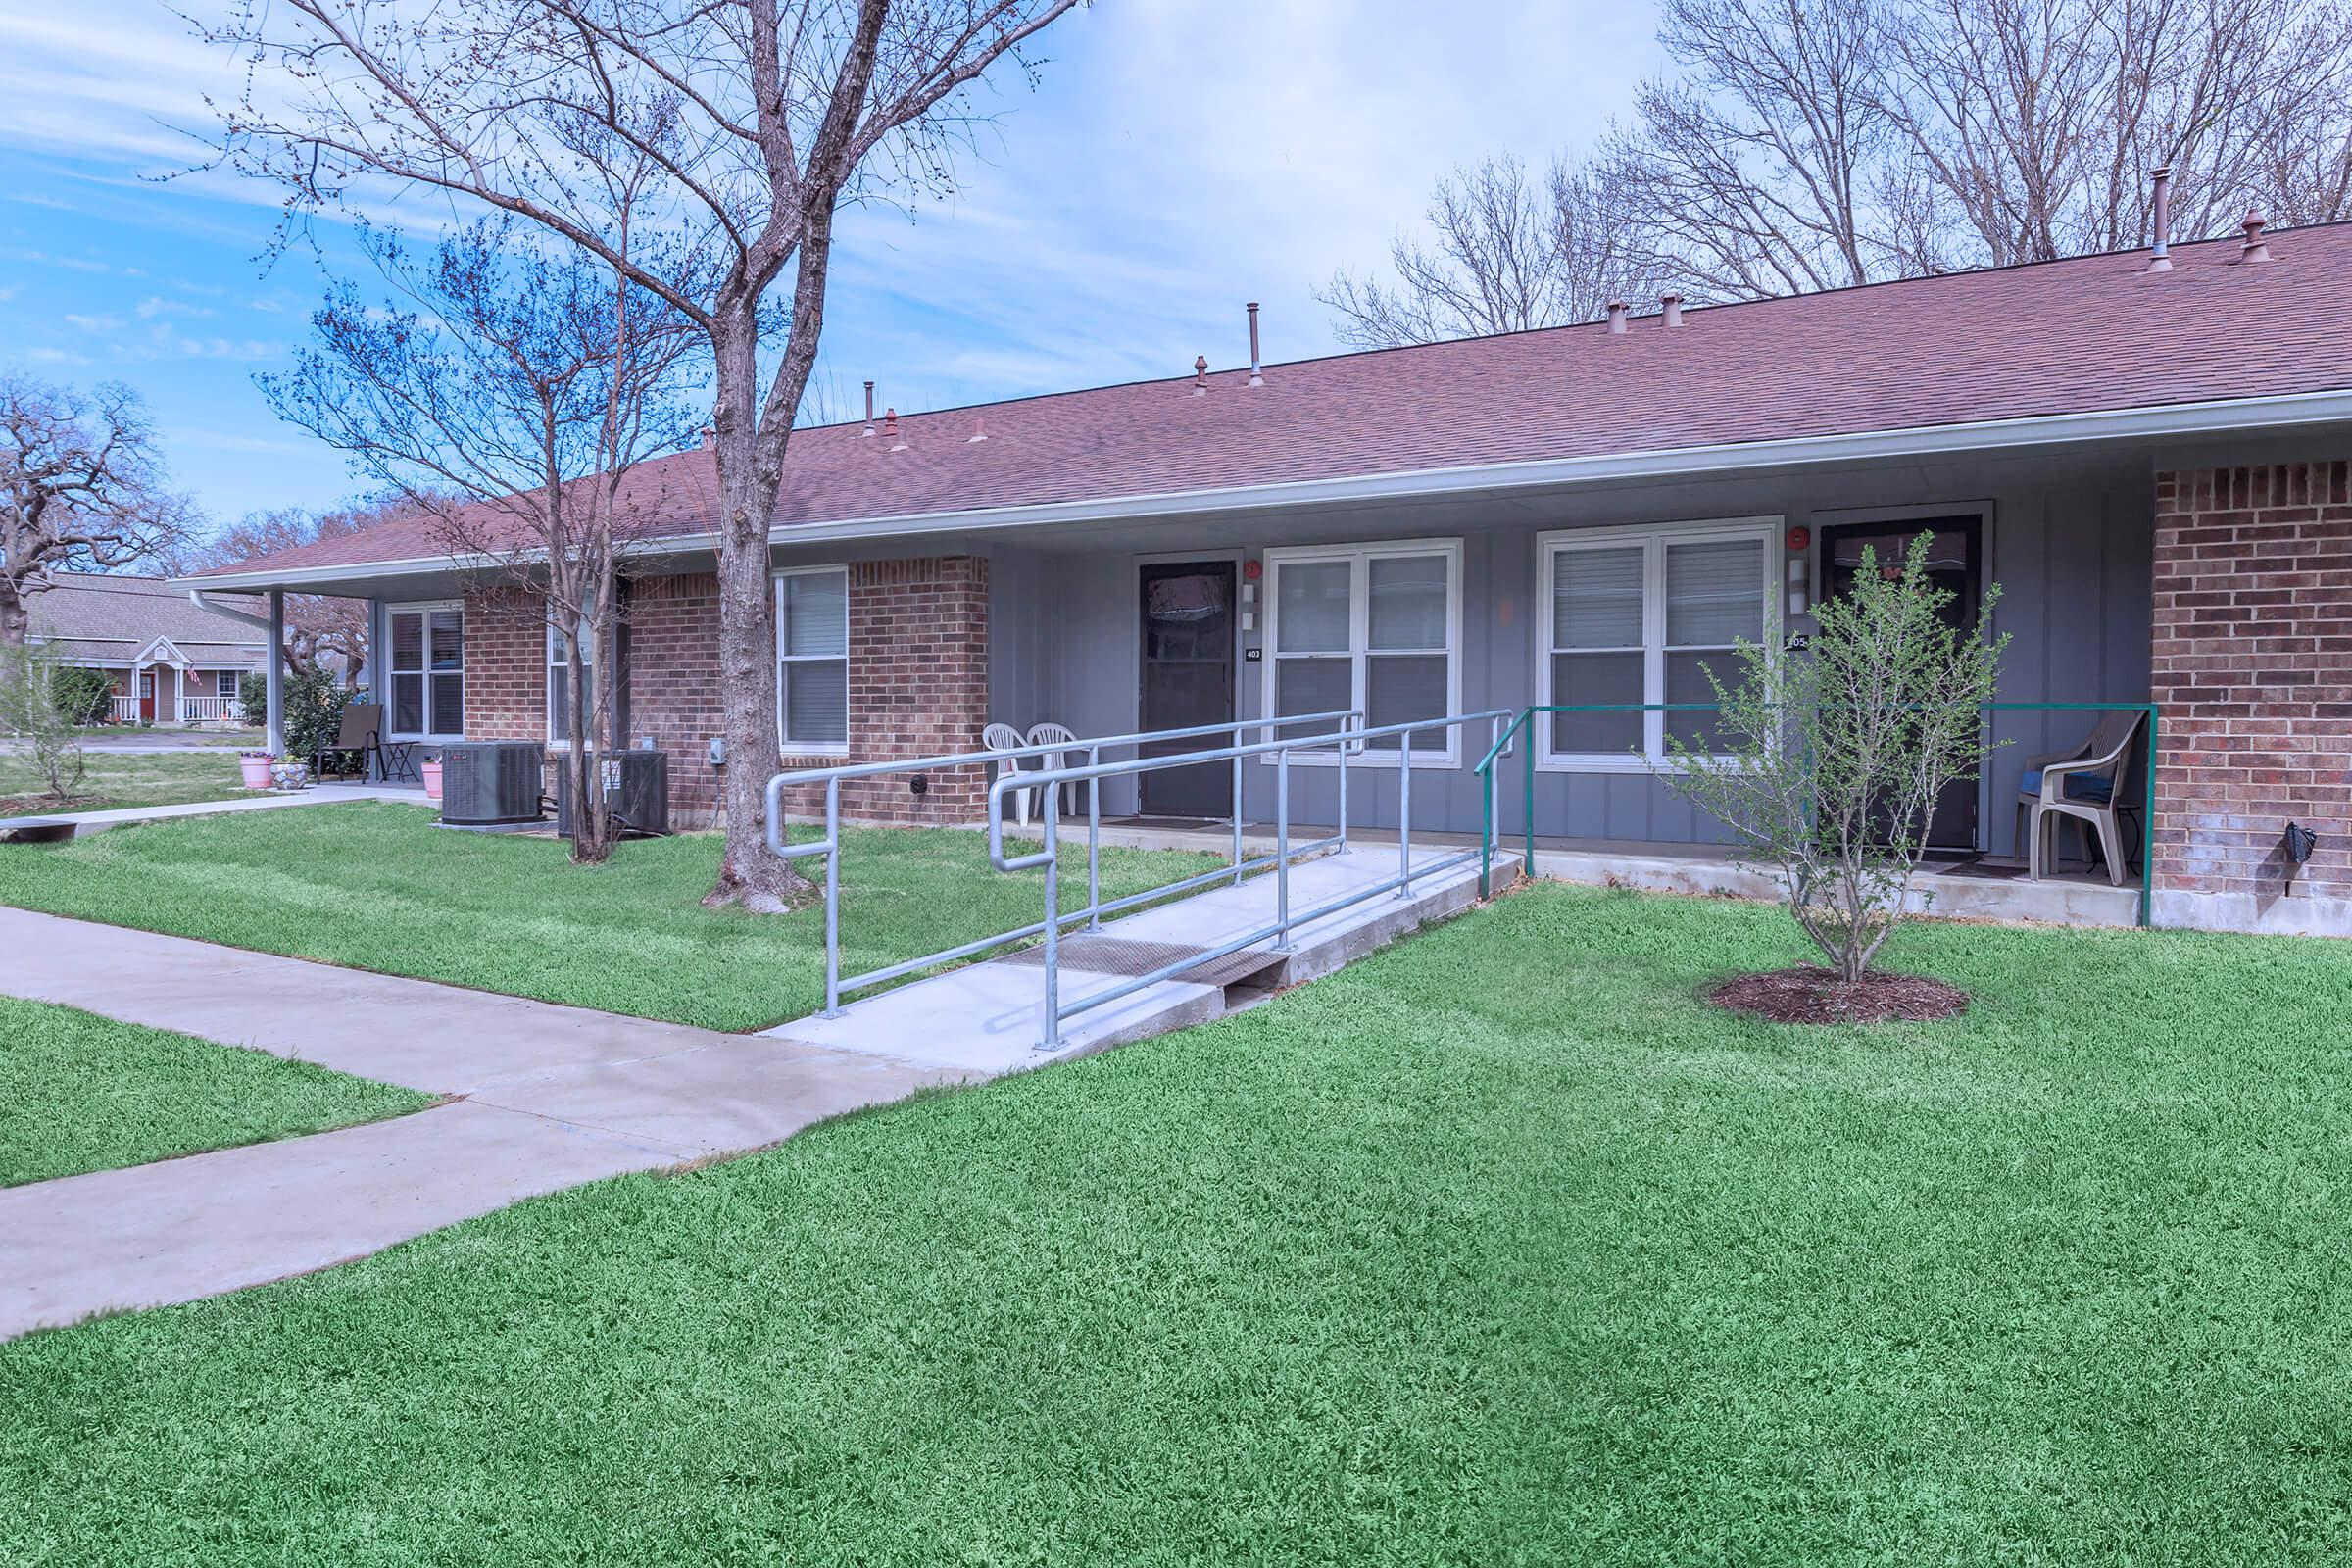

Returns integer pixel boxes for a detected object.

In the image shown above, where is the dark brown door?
[1819,515,1984,852]
[1139,562,1237,817]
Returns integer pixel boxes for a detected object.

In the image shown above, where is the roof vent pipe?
[884,408,906,451]
[2240,211,2272,263]
[1606,300,1629,334]
[2147,166,2173,271]
[1246,302,1264,387]
[699,424,715,450]
[1660,292,1684,327]
[967,417,988,444]
[1193,354,1209,396]
[862,380,876,436]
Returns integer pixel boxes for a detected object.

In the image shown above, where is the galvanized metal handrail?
[1472,700,2162,926]
[762,708,1363,1018]
[989,708,1513,1051]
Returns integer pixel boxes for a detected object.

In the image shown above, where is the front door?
[1819,515,1984,852]
[1138,562,1237,817]
[138,671,156,722]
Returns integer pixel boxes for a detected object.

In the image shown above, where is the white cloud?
[63,313,124,332]
[137,295,212,319]
[19,346,92,366]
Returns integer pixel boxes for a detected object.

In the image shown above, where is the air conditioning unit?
[439,740,547,826]
[555,748,670,838]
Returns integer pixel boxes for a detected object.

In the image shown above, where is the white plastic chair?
[1027,722,1079,819]
[982,722,1036,827]
[2016,710,2146,886]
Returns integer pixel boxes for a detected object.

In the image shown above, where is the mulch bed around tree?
[1710,965,1968,1025]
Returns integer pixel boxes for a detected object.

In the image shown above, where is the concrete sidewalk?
[0,907,954,1340]
[3,783,419,839]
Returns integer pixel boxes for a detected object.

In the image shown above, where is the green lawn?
[5,884,2350,1563]
[0,748,261,818]
[0,996,431,1187]
[0,803,1226,1031]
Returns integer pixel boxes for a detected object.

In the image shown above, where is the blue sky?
[0,2,1664,529]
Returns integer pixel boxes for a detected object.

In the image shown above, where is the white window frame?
[1259,537,1464,767]
[545,615,597,748]
[386,600,466,742]
[1537,517,1781,773]
[773,564,851,758]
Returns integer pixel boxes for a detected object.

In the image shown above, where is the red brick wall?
[2151,461,2352,920]
[461,587,546,745]
[779,556,992,826]
[460,556,990,829]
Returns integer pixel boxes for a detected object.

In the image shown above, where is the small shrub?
[237,670,267,728]
[0,644,87,801]
[49,665,114,727]
[1656,530,2008,984]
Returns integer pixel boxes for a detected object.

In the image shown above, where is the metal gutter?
[188,589,275,632]
[172,386,2352,591]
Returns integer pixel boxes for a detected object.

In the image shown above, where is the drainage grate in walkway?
[1000,935,1286,991]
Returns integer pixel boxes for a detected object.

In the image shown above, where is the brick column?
[2150,461,2352,932]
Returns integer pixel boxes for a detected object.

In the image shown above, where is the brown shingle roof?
[199,222,2352,581]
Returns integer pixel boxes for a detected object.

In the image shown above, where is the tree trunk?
[566,636,610,865]
[0,583,26,648]
[705,319,808,910]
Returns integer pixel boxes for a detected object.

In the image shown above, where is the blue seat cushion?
[2022,767,2113,804]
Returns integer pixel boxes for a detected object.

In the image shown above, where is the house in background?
[27,573,270,725]
[187,219,2352,936]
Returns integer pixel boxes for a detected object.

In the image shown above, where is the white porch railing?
[108,695,140,722]
[179,695,240,723]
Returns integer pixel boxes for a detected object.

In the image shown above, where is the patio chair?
[1027,721,1081,818]
[312,702,411,784]
[2016,710,2146,886]
[982,721,1036,827]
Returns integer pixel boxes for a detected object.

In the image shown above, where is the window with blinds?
[548,618,593,744]
[775,566,850,753]
[1265,541,1460,760]
[387,604,465,738]
[1539,522,1774,766]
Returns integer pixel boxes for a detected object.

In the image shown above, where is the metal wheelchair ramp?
[761,843,1511,1077]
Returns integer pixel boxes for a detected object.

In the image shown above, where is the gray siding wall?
[977,447,2158,855]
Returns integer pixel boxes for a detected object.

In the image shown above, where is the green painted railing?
[1474,701,2161,927]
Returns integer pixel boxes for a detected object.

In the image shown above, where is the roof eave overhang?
[175,386,2352,592]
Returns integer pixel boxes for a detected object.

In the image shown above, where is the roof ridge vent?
[2240,211,2272,263]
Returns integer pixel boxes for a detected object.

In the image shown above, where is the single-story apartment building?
[28,572,270,725]
[185,220,2352,935]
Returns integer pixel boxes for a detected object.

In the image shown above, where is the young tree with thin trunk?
[207,0,1084,908]
[0,377,200,647]
[261,217,704,864]
[1656,531,2008,987]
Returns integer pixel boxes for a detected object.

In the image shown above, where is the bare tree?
[1884,0,2352,264]
[1608,0,1902,298]
[0,378,200,647]
[196,500,413,681]
[1320,155,1648,348]
[262,217,704,863]
[1337,0,2352,341]
[208,0,1083,908]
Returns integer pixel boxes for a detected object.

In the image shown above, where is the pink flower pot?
[239,755,274,789]
[421,759,443,802]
